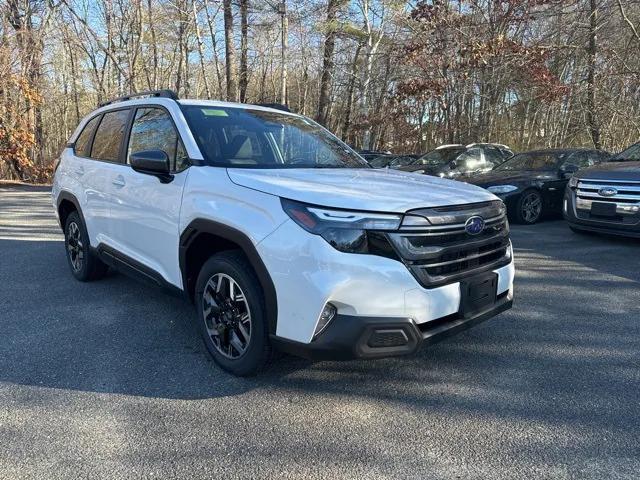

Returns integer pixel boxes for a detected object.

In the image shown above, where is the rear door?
[108,106,190,288]
[86,109,132,247]
[67,110,131,247]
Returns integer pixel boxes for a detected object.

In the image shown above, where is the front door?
[108,107,190,288]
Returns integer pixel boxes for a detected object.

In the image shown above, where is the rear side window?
[74,115,100,157]
[127,108,188,171]
[91,109,130,162]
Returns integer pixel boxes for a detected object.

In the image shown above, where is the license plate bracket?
[590,201,617,217]
[459,272,498,318]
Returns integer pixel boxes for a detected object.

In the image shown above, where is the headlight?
[487,185,518,194]
[568,176,579,188]
[281,198,401,254]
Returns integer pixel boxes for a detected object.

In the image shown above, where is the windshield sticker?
[201,108,229,117]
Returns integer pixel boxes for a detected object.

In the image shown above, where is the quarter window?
[91,110,130,162]
[74,115,100,157]
[127,108,188,171]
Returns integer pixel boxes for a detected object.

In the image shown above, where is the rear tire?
[64,211,108,281]
[195,251,271,376]
[515,189,543,224]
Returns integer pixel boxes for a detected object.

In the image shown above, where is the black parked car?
[565,141,640,237]
[398,143,513,178]
[466,148,611,224]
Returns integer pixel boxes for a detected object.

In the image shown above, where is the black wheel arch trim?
[56,191,85,231]
[179,219,278,335]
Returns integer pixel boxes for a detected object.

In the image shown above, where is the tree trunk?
[317,0,342,125]
[193,0,211,98]
[223,0,238,101]
[279,0,288,104]
[586,0,601,149]
[239,0,249,103]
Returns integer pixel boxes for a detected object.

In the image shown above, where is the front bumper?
[564,189,640,238]
[272,290,513,360]
[257,219,515,345]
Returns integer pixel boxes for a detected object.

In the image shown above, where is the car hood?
[577,161,640,181]
[227,168,496,213]
[464,170,557,187]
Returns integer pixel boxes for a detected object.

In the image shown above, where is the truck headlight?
[487,185,518,194]
[568,176,579,188]
[281,198,401,254]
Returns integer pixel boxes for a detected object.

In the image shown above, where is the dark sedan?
[465,148,611,224]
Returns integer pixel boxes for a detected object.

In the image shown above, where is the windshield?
[612,142,640,161]
[494,152,563,171]
[413,147,465,166]
[181,105,369,169]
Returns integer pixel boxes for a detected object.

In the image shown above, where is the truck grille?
[386,201,511,288]
[576,179,640,216]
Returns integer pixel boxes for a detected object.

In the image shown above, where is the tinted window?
[128,108,188,171]
[614,142,640,161]
[369,155,391,168]
[562,151,589,169]
[91,110,130,162]
[484,147,505,166]
[182,106,367,169]
[415,147,465,166]
[74,115,100,157]
[495,152,561,171]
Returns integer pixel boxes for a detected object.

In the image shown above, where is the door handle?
[74,167,84,176]
[112,176,126,187]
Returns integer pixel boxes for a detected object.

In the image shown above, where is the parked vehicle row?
[466,148,611,224]
[367,143,625,227]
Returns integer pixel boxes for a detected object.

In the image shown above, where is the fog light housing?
[313,303,337,338]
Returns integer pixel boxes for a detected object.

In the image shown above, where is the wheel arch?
[56,191,84,232]
[179,219,278,335]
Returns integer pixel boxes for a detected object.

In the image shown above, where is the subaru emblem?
[598,187,618,197]
[465,216,485,235]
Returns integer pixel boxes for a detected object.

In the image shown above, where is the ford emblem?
[465,216,485,235]
[598,187,618,197]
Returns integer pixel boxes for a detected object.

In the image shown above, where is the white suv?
[52,90,515,375]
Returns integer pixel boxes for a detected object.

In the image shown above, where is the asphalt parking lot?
[1,184,639,479]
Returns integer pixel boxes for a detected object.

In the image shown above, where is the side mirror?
[560,163,579,178]
[130,150,173,183]
[448,160,457,170]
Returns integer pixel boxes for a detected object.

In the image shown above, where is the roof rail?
[435,144,464,150]
[254,103,291,113]
[99,89,179,108]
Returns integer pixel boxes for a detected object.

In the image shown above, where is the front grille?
[577,179,640,204]
[387,201,511,288]
[575,179,640,218]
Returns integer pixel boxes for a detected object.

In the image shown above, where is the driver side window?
[128,108,189,171]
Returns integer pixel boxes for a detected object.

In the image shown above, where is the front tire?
[64,211,108,281]
[515,189,543,224]
[195,251,271,376]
